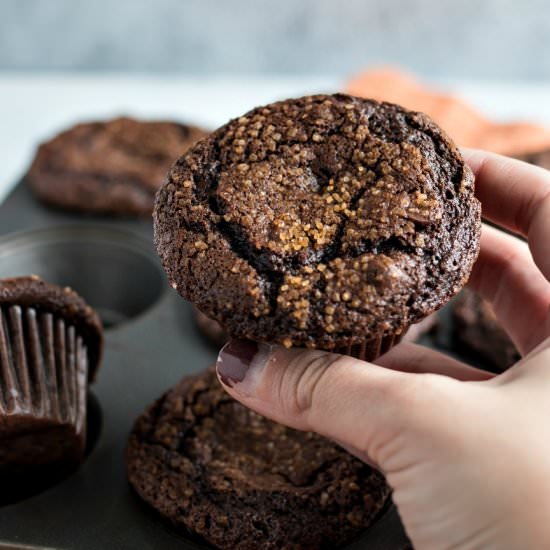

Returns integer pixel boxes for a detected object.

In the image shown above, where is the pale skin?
[216,150,550,550]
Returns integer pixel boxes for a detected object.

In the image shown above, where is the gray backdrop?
[1,0,550,78]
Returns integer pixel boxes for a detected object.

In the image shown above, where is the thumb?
[215,339,458,470]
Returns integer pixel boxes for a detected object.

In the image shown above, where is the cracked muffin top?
[127,368,390,549]
[154,94,481,350]
[27,117,208,217]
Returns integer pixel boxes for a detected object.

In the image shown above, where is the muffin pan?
[0,181,410,549]
[0,226,165,329]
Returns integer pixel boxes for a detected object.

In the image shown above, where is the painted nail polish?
[216,339,258,387]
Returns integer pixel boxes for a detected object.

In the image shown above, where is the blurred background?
[2,0,550,79]
[2,0,550,197]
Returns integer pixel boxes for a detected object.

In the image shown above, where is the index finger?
[462,149,550,281]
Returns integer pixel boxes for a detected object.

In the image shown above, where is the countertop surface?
[1,74,550,205]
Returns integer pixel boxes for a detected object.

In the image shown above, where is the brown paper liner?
[334,327,407,362]
[0,304,88,476]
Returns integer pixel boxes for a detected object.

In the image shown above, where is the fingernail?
[216,339,261,388]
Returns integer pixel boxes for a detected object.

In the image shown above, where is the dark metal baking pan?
[0,180,410,549]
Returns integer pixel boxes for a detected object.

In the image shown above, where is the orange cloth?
[345,67,550,156]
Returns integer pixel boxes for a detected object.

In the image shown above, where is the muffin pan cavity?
[0,226,165,329]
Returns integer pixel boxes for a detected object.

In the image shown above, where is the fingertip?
[216,339,257,388]
[215,338,274,397]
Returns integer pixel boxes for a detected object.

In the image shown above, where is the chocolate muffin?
[451,289,519,373]
[27,117,208,217]
[155,94,481,360]
[127,368,391,550]
[0,276,102,499]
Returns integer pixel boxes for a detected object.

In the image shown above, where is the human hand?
[216,150,550,550]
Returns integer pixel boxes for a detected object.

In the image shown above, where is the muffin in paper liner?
[0,276,102,489]
[154,94,481,366]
